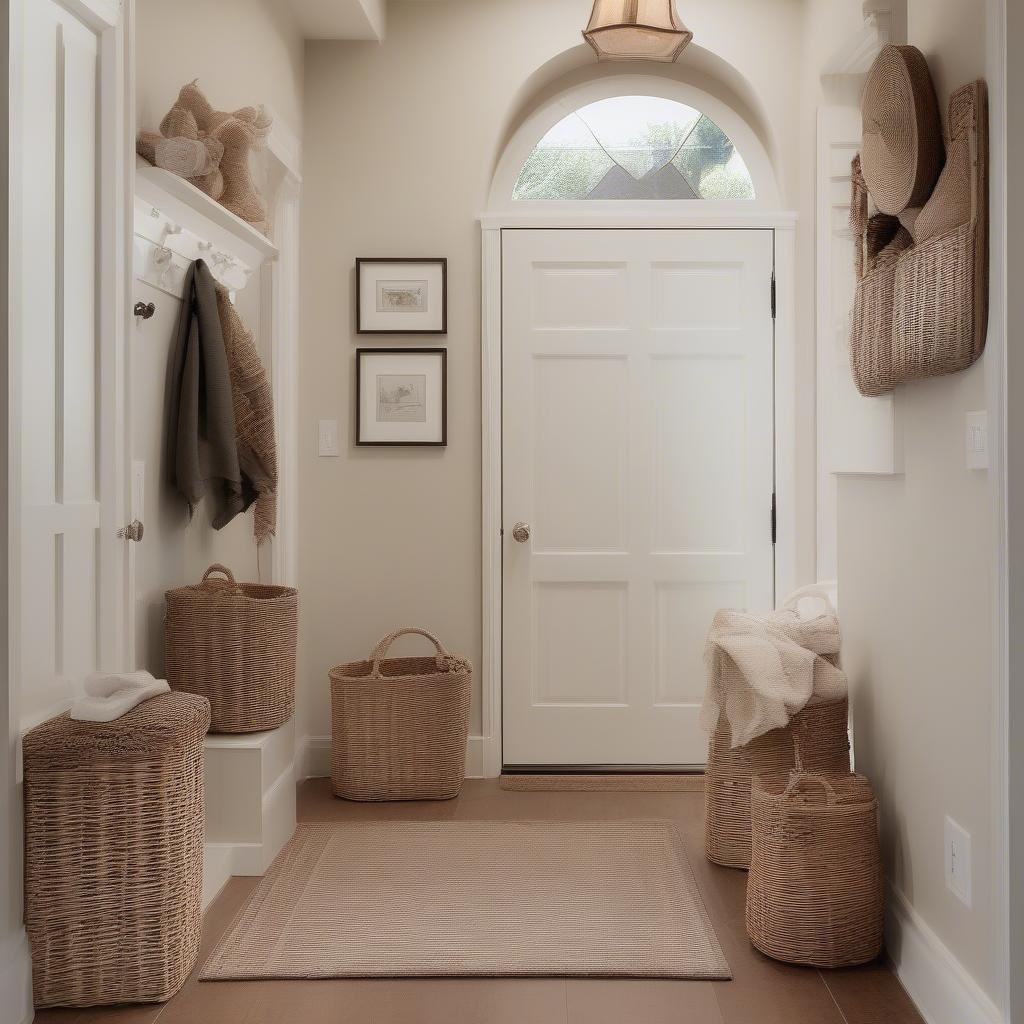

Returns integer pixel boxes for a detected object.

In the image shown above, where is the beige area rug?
[499,773,705,793]
[202,820,730,981]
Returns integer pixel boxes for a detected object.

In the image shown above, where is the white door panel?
[502,229,775,767]
[14,0,129,729]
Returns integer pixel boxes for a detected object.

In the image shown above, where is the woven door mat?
[202,819,729,980]
[499,774,705,792]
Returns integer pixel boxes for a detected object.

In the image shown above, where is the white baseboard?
[886,884,1003,1024]
[297,734,488,781]
[0,928,33,1024]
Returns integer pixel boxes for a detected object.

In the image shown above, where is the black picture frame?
[356,347,447,447]
[356,257,448,335]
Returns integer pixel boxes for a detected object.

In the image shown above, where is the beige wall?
[132,0,304,673]
[297,0,814,740]
[135,0,303,138]
[837,0,997,997]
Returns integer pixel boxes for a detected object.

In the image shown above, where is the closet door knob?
[512,522,531,543]
[133,301,156,320]
[118,520,144,542]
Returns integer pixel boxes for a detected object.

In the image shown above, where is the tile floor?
[34,777,923,1024]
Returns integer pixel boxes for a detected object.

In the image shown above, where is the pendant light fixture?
[583,0,693,63]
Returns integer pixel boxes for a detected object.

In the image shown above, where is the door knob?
[511,522,531,543]
[118,520,144,542]
[133,301,156,320]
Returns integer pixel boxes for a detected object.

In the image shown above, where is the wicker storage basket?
[330,628,472,802]
[23,692,209,1007]
[746,772,884,968]
[165,563,297,733]
[704,696,850,869]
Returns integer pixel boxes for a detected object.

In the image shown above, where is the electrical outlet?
[945,816,972,907]
[317,419,339,457]
[965,411,988,470]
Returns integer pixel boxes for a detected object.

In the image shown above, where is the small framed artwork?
[356,348,447,446]
[356,258,447,334]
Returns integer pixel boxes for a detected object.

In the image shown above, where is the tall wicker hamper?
[23,692,209,1007]
[704,697,850,869]
[165,563,297,733]
[746,772,884,968]
[330,629,472,802]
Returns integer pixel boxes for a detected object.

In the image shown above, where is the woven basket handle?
[782,772,839,806]
[370,628,451,678]
[201,563,237,587]
[781,583,837,618]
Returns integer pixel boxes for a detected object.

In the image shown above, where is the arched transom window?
[512,95,755,201]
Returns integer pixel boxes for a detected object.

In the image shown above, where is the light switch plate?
[317,419,339,457]
[944,816,972,907]
[966,411,988,470]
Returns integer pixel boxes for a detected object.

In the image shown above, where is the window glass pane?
[512,96,755,201]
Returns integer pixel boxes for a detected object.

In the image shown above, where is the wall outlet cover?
[317,419,339,457]
[944,816,972,907]
[965,411,988,470]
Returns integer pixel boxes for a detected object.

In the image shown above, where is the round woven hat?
[861,44,944,215]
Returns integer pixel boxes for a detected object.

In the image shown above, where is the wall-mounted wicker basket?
[165,563,297,733]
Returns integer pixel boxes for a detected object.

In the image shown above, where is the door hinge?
[770,272,777,319]
[771,493,777,545]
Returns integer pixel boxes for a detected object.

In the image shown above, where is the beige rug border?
[499,774,705,793]
[201,819,730,982]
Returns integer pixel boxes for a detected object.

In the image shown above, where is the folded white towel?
[83,670,159,698]
[71,673,171,722]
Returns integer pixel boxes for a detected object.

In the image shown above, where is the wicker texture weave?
[165,564,297,733]
[746,772,884,968]
[704,697,850,869]
[891,81,988,384]
[861,44,943,215]
[23,693,209,1007]
[330,629,472,802]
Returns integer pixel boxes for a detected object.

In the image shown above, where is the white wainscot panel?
[649,262,742,329]
[531,262,628,329]
[533,355,628,552]
[532,582,627,705]
[654,581,746,705]
[652,354,745,553]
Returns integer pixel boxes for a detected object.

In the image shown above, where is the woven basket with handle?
[746,771,884,968]
[330,628,472,802]
[165,563,297,733]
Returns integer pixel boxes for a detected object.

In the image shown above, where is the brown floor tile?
[29,779,920,1024]
[566,979,723,1024]
[821,959,925,1024]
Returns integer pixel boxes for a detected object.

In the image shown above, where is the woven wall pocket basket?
[24,693,209,1007]
[704,696,850,869]
[165,563,297,733]
[330,628,472,802]
[746,771,884,968]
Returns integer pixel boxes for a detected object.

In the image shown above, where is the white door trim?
[479,209,798,777]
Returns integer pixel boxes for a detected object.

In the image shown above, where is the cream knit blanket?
[701,608,848,748]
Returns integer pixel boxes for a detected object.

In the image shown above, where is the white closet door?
[13,0,130,729]
[502,229,775,767]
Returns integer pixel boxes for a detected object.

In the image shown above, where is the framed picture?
[356,258,447,334]
[356,348,447,446]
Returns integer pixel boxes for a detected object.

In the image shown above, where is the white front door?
[502,228,776,767]
[11,0,131,730]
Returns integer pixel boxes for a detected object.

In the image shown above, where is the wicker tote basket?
[746,771,884,968]
[704,697,851,869]
[330,628,472,802]
[23,693,209,1007]
[165,563,297,733]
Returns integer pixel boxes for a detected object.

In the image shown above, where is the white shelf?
[135,157,279,264]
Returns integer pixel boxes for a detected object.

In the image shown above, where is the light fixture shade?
[584,0,693,63]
